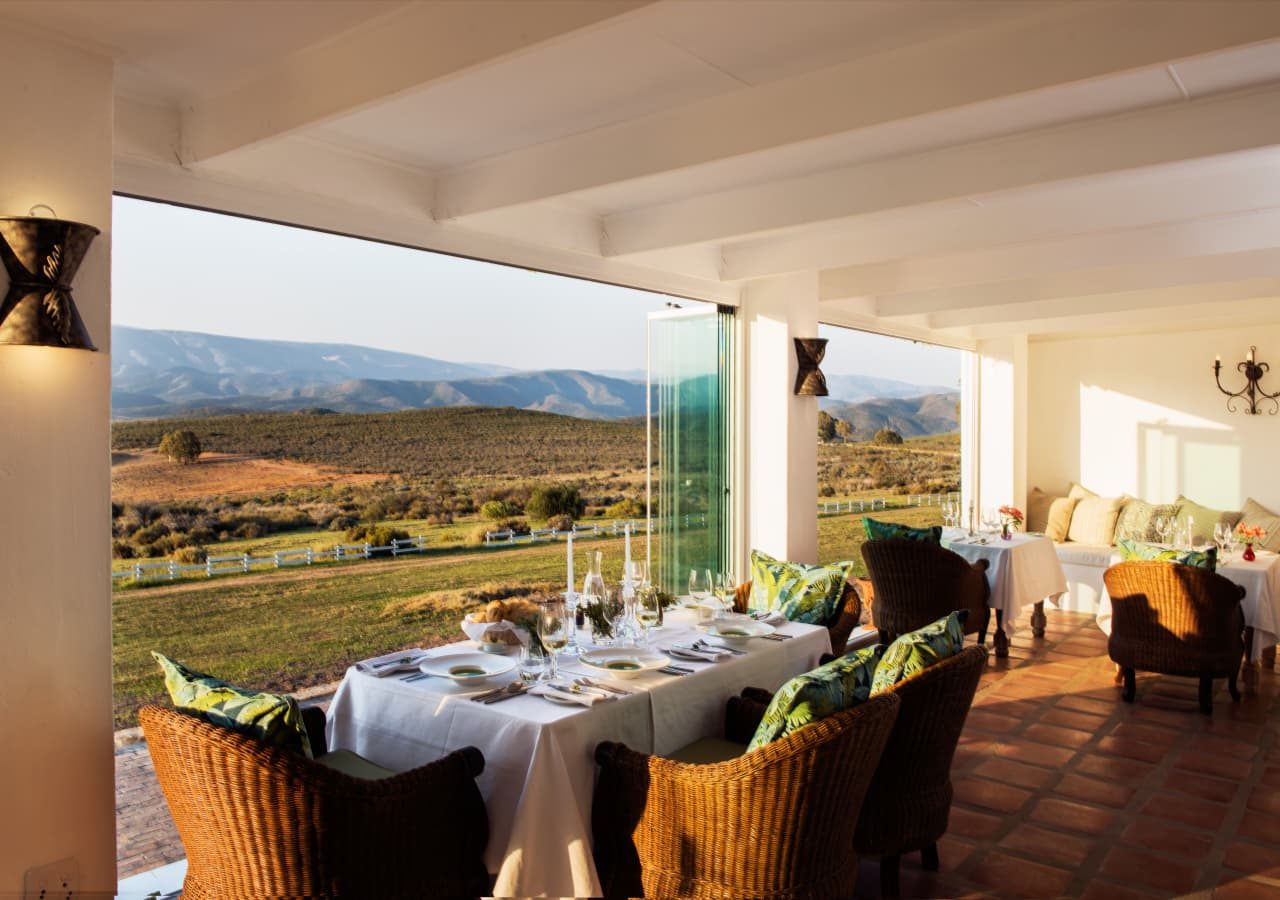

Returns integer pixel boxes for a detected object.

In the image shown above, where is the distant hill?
[825,392,960,439]
[112,369,647,419]
[111,326,954,423]
[820,373,956,406]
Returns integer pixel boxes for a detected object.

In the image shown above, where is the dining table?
[1095,547,1280,663]
[326,610,830,898]
[941,527,1069,657]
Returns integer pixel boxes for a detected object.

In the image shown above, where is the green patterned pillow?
[747,644,885,751]
[862,517,943,544]
[748,550,854,625]
[152,652,312,757]
[870,610,967,695]
[1116,538,1217,573]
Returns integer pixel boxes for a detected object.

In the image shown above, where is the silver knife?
[482,685,532,703]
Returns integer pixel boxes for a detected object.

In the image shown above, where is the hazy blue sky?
[113,196,960,386]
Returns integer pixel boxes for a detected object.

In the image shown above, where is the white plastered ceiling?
[7,0,1280,347]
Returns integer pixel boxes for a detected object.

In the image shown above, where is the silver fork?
[575,677,631,696]
[692,639,743,656]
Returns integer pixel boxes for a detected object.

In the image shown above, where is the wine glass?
[629,559,649,592]
[1154,516,1172,546]
[636,583,662,644]
[539,598,570,681]
[941,499,956,529]
[715,570,738,615]
[688,568,711,604]
[1213,521,1230,556]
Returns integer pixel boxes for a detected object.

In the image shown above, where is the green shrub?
[873,428,904,445]
[112,540,136,560]
[525,484,584,521]
[545,513,574,532]
[173,545,208,564]
[329,515,358,531]
[344,524,411,556]
[481,499,520,520]
[605,497,645,519]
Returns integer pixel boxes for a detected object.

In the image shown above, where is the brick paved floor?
[117,614,1280,897]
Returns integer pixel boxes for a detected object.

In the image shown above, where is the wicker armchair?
[1103,560,1246,715]
[140,705,491,899]
[861,539,990,645]
[592,692,901,900]
[732,646,988,897]
[734,579,863,652]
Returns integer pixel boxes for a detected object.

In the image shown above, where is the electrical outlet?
[23,857,79,900]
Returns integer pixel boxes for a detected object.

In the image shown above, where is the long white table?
[942,528,1068,654]
[1096,548,1280,662]
[326,614,830,898]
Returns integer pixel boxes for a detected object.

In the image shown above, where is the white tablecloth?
[1096,550,1280,661]
[326,614,830,898]
[942,529,1068,634]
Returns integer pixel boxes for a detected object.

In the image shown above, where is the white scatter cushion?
[1066,496,1123,545]
[1240,498,1280,553]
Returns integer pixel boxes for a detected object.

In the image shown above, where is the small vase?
[1244,542,1256,562]
[1001,522,1012,540]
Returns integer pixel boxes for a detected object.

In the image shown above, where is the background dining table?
[942,528,1069,655]
[326,612,830,898]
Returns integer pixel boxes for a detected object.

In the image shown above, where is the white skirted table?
[326,616,830,898]
[942,528,1069,656]
[1096,548,1280,662]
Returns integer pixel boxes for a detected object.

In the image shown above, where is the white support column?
[0,28,115,895]
[974,335,1030,521]
[742,272,820,567]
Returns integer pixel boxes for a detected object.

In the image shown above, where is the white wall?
[0,28,115,895]
[974,335,1029,523]
[1028,324,1280,511]
[742,272,819,566]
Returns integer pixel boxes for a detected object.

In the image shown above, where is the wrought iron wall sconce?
[794,337,828,396]
[0,206,100,350]
[1214,346,1278,415]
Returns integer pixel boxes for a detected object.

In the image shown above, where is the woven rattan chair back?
[1103,560,1246,713]
[734,579,862,653]
[854,645,989,895]
[140,705,491,899]
[592,692,901,900]
[861,539,990,643]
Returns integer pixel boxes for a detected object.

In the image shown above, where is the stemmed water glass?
[1154,516,1173,546]
[539,598,570,682]
[941,499,957,529]
[715,570,738,615]
[636,582,662,644]
[688,568,712,604]
[1214,522,1231,557]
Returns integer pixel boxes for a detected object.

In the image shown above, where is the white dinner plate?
[578,648,670,679]
[420,651,516,682]
[696,617,776,646]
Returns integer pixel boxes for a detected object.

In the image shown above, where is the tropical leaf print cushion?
[1116,538,1217,573]
[748,549,855,625]
[870,610,967,695]
[152,652,312,757]
[747,644,885,751]
[862,517,943,544]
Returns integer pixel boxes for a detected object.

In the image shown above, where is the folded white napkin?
[528,684,611,707]
[750,610,787,626]
[355,650,428,677]
[668,643,731,662]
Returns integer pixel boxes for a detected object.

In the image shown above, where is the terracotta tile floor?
[855,610,1280,899]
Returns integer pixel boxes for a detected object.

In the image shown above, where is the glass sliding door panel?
[647,305,733,595]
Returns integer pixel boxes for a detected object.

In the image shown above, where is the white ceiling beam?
[880,247,1280,320]
[819,298,976,352]
[719,156,1280,281]
[820,207,1280,301]
[608,84,1280,259]
[929,277,1280,329]
[113,156,740,308]
[434,2,1280,220]
[960,293,1280,340]
[181,0,655,164]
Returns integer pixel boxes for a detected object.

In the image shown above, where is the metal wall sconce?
[1214,346,1278,415]
[0,207,100,350]
[794,337,828,396]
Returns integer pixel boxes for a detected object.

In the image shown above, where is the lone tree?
[158,429,202,464]
[834,417,853,441]
[817,411,838,442]
[873,427,904,445]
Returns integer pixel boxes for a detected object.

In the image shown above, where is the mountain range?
[110,326,957,432]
